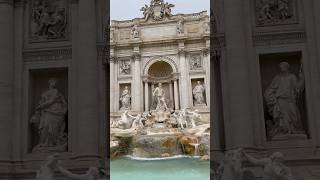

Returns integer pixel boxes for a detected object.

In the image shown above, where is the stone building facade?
[213,0,320,179]
[110,0,210,123]
[0,0,107,179]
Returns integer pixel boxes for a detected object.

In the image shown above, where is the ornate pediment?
[140,0,175,22]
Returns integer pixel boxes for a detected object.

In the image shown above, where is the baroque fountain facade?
[110,0,210,160]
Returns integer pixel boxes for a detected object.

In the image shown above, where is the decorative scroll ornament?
[140,0,175,21]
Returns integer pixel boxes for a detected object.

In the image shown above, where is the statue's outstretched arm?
[57,166,86,180]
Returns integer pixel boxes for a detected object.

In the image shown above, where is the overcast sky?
[111,0,210,21]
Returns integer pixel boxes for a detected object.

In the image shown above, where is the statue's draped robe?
[264,73,302,134]
[193,85,205,105]
[38,88,67,146]
[120,89,131,109]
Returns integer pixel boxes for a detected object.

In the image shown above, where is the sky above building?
[110,0,210,21]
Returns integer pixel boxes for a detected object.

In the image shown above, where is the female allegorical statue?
[30,78,67,151]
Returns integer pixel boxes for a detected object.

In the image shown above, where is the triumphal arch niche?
[109,0,210,123]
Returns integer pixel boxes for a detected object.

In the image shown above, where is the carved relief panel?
[119,59,131,75]
[255,0,298,26]
[259,52,308,141]
[189,54,202,70]
[30,0,69,42]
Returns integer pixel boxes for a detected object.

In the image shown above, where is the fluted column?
[76,0,99,156]
[204,48,210,107]
[223,0,254,148]
[173,79,179,110]
[169,81,173,100]
[178,47,190,109]
[109,56,115,112]
[144,81,149,111]
[132,53,142,111]
[12,0,25,160]
[0,0,14,160]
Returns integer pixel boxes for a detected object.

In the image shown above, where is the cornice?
[23,48,72,62]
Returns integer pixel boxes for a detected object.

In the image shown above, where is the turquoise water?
[110,156,210,180]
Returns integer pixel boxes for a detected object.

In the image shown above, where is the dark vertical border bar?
[210,2,214,179]
[104,0,110,179]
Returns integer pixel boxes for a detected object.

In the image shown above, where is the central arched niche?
[146,60,175,110]
[147,61,173,78]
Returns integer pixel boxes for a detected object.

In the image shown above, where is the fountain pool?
[110,156,210,180]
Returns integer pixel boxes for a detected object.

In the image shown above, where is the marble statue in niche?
[130,23,140,39]
[264,61,305,139]
[119,60,131,75]
[140,0,174,21]
[190,55,202,70]
[120,86,131,110]
[255,0,294,26]
[243,151,296,180]
[30,0,68,41]
[193,81,206,106]
[30,78,68,152]
[153,83,169,111]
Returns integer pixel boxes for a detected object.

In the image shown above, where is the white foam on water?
[125,155,201,161]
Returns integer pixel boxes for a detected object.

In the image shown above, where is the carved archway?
[142,57,180,111]
[143,56,178,76]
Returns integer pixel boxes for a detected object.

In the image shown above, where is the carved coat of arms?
[140,0,175,21]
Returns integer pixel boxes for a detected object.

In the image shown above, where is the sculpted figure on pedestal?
[152,83,168,111]
[186,109,201,128]
[264,62,305,138]
[193,81,206,105]
[177,18,184,35]
[177,109,188,129]
[117,111,135,129]
[30,78,67,152]
[131,24,140,39]
[131,113,145,130]
[120,86,131,110]
[244,152,296,180]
